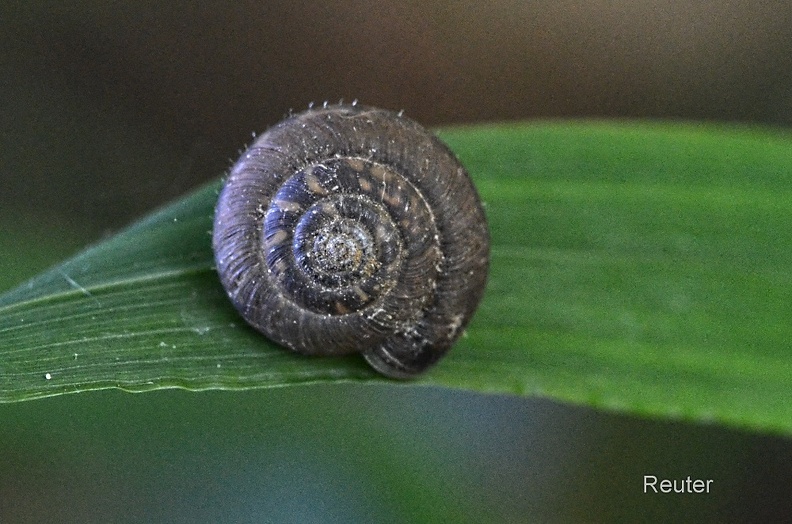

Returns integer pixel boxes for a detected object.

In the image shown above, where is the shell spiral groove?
[212,104,489,378]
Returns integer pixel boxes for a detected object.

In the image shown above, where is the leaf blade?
[2,120,791,434]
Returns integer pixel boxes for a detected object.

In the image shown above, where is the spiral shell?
[212,104,489,378]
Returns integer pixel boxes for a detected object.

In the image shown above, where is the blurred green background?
[1,1,791,521]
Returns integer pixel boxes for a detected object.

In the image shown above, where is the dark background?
[4,1,792,243]
[1,1,791,521]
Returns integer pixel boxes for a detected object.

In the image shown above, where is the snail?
[212,103,489,378]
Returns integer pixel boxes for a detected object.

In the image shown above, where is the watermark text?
[644,475,712,494]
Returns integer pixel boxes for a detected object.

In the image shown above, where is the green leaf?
[2,121,791,435]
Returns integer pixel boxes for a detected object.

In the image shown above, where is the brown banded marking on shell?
[212,104,489,378]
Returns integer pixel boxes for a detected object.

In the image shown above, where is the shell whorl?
[212,104,489,378]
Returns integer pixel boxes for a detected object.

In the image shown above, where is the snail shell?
[212,104,489,378]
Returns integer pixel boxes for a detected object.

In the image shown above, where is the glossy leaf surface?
[1,121,791,434]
